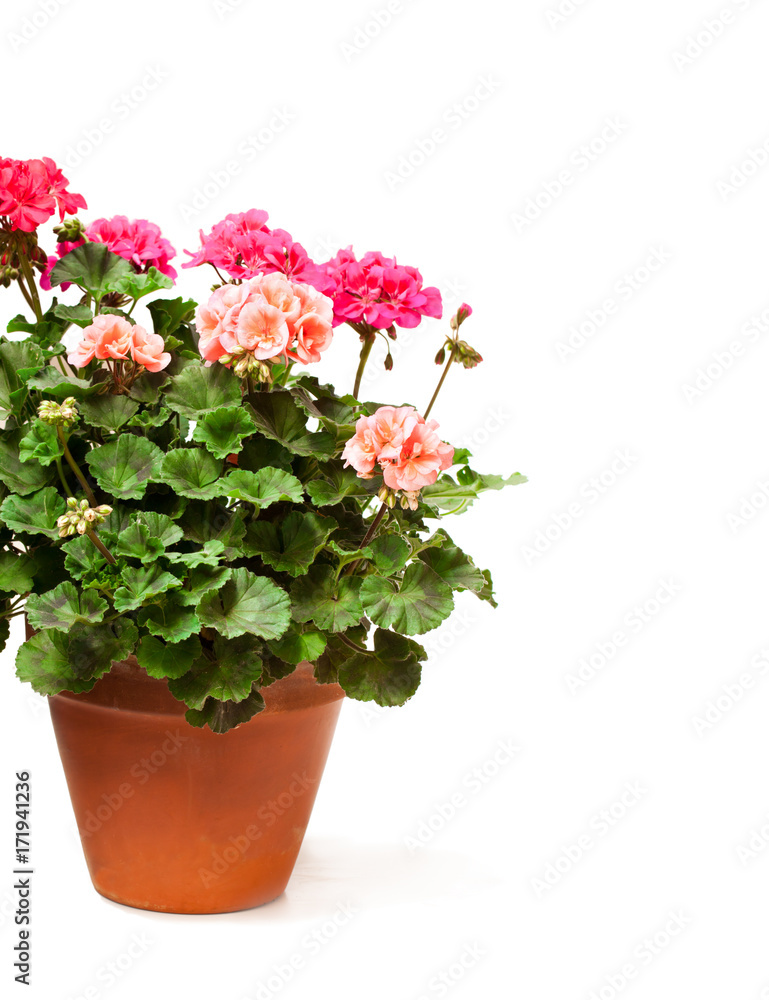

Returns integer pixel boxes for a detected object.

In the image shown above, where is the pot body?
[48,659,345,914]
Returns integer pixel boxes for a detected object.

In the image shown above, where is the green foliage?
[2,268,523,732]
[49,243,134,298]
[160,447,222,500]
[86,436,164,500]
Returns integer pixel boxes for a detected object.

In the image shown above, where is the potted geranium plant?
[0,155,525,913]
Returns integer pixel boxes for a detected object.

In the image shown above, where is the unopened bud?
[434,347,446,365]
[53,218,87,244]
[450,302,473,331]
[384,353,393,371]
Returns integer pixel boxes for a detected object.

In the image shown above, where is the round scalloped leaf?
[0,488,66,538]
[290,565,364,632]
[218,467,304,508]
[113,564,181,613]
[19,420,64,467]
[26,581,108,630]
[197,567,290,640]
[360,562,454,635]
[0,550,36,595]
[80,394,140,432]
[163,365,241,418]
[243,511,335,577]
[160,448,221,500]
[192,406,257,460]
[337,629,425,707]
[86,436,164,500]
[136,635,201,679]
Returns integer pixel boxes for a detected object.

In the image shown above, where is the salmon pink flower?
[342,405,453,494]
[382,418,454,492]
[130,326,171,373]
[68,314,133,369]
[196,282,250,364]
[286,283,334,365]
[230,300,290,360]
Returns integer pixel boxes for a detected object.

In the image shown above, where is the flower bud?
[384,353,394,371]
[434,346,446,365]
[450,302,473,332]
[53,218,87,244]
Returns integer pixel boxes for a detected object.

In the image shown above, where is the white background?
[2,0,769,997]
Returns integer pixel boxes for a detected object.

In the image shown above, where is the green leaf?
[244,511,336,577]
[52,303,94,328]
[184,689,265,734]
[237,436,294,474]
[360,563,454,634]
[106,266,174,301]
[168,634,264,709]
[368,533,411,574]
[86,436,164,500]
[160,448,221,500]
[136,635,201,679]
[19,420,65,467]
[163,364,241,418]
[0,339,44,419]
[305,461,381,507]
[192,406,257,460]
[218,467,304,508]
[337,629,425,707]
[197,567,291,640]
[80,394,140,432]
[325,540,374,570]
[0,488,66,538]
[127,406,172,430]
[147,297,197,339]
[165,539,225,569]
[268,626,327,665]
[418,533,491,601]
[50,243,134,298]
[0,429,54,495]
[290,565,364,632]
[16,620,137,695]
[245,390,336,457]
[113,564,180,613]
[0,550,36,594]
[137,594,200,642]
[422,470,528,514]
[25,581,107,630]
[176,564,232,606]
[128,371,168,404]
[115,512,183,563]
[177,502,246,551]
[26,366,97,398]
[63,534,107,580]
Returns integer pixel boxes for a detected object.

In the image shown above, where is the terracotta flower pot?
[48,659,345,914]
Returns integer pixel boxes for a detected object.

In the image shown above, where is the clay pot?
[48,659,345,914]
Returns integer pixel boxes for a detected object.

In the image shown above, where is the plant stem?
[55,457,72,495]
[360,500,388,548]
[86,527,116,565]
[57,426,96,506]
[17,247,43,323]
[353,329,376,399]
[424,345,456,420]
[338,633,369,654]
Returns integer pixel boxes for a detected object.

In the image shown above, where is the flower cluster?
[38,397,78,427]
[41,214,177,290]
[68,314,171,373]
[183,209,333,293]
[342,405,454,498]
[0,157,86,233]
[57,498,112,538]
[196,273,334,377]
[321,248,442,330]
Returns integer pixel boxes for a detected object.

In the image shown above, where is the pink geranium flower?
[342,406,453,493]
[130,326,171,372]
[68,314,170,373]
[0,156,86,233]
[183,209,334,296]
[228,299,290,360]
[195,275,335,371]
[321,248,442,331]
[68,314,132,368]
[41,215,177,290]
